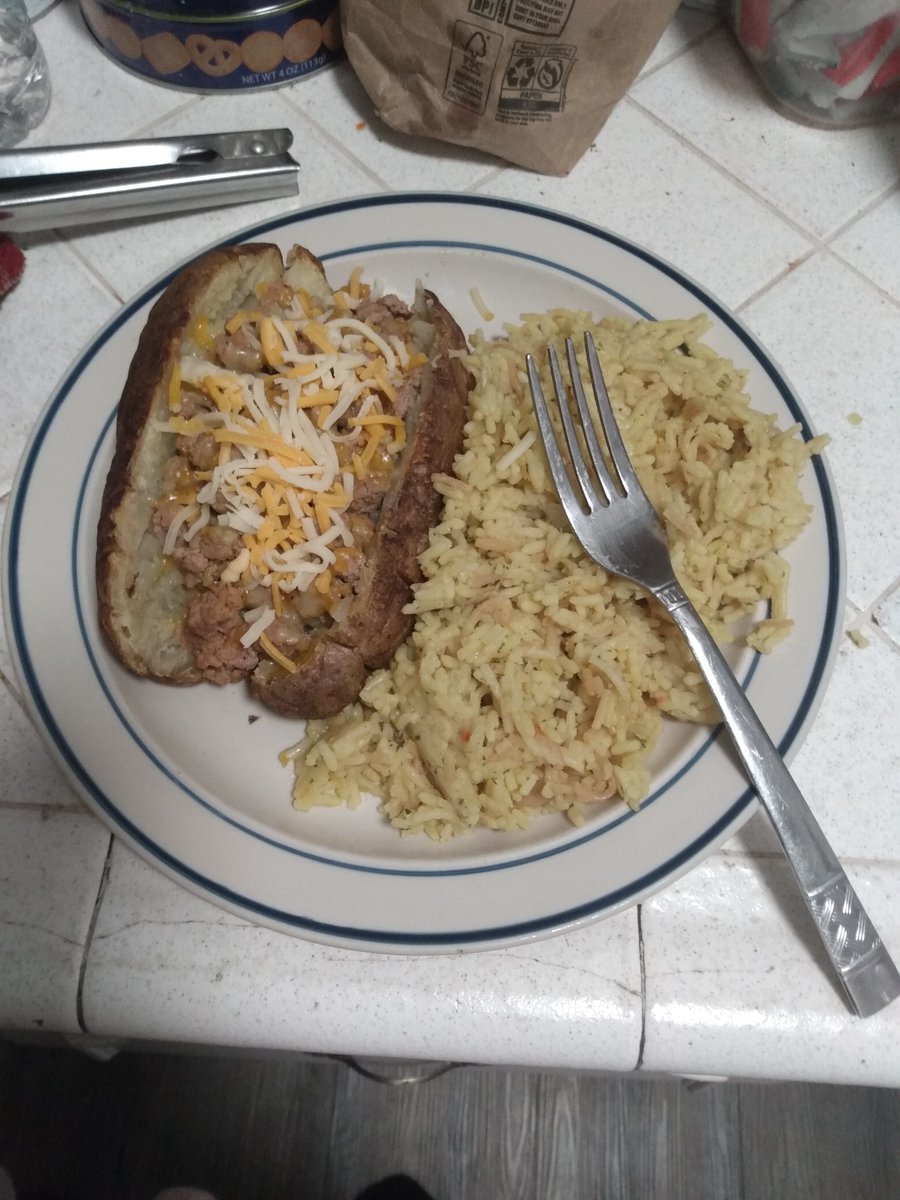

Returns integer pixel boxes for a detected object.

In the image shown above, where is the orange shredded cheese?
[259,632,296,673]
[212,427,314,466]
[259,318,284,368]
[190,314,215,352]
[304,321,336,355]
[168,363,182,410]
[225,309,263,335]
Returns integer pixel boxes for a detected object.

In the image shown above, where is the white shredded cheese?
[163,503,199,556]
[183,504,211,543]
[240,606,277,648]
[221,547,251,583]
[326,318,397,373]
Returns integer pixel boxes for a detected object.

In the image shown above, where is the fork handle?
[655,580,900,1018]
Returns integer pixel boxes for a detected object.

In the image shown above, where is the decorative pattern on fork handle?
[810,876,881,975]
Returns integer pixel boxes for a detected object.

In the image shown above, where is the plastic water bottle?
[0,0,51,149]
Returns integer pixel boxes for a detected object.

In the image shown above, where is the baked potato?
[96,241,471,718]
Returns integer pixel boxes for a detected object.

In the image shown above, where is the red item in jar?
[737,0,773,56]
[871,44,900,91]
[823,14,900,87]
[0,235,25,299]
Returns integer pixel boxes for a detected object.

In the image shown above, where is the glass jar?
[0,0,51,148]
[731,0,900,128]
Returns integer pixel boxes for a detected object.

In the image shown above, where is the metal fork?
[526,332,900,1018]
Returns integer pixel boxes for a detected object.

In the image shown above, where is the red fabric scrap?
[0,235,26,298]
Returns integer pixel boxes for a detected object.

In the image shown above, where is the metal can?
[79,0,342,92]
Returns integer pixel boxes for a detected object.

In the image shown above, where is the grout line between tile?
[0,798,84,813]
[732,245,819,314]
[281,90,503,196]
[130,94,207,140]
[717,846,900,870]
[636,17,723,83]
[822,178,900,246]
[836,601,900,655]
[0,667,21,700]
[842,579,900,653]
[55,233,126,306]
[467,165,508,194]
[819,245,900,316]
[849,589,891,626]
[625,93,825,248]
[725,215,900,320]
[861,626,900,660]
[275,100,394,194]
[635,905,647,1071]
[0,667,25,713]
[629,83,900,313]
[76,834,115,1034]
[735,1082,748,1200]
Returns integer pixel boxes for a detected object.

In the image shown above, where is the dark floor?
[0,1039,898,1200]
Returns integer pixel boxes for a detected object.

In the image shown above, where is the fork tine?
[583,332,644,498]
[547,343,596,511]
[564,338,618,503]
[525,353,582,510]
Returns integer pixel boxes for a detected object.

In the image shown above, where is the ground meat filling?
[174,526,242,588]
[354,294,413,340]
[215,328,263,374]
[348,474,390,522]
[176,430,218,470]
[392,367,421,421]
[156,289,417,684]
[182,583,259,684]
[156,426,386,681]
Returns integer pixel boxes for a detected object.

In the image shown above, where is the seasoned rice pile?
[285,310,827,839]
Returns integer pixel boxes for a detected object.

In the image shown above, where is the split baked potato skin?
[253,290,471,719]
[96,243,472,719]
[97,244,284,685]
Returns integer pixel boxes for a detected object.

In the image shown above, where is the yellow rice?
[285,309,827,840]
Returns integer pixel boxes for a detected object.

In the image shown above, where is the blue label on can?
[80,0,342,91]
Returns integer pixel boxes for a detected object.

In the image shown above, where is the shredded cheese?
[168,363,182,411]
[258,632,297,673]
[240,606,276,648]
[162,267,424,671]
[163,503,199,556]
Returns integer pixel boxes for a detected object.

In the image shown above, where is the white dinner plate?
[3,194,845,953]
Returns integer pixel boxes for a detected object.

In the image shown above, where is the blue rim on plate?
[2,194,845,950]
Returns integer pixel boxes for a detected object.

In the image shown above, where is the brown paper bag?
[341,0,681,174]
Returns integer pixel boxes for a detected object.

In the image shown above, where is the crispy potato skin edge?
[97,245,472,719]
[96,245,283,681]
[253,290,472,719]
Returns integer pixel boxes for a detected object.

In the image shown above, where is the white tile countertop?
[2,3,900,1084]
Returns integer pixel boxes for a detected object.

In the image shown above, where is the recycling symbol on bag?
[497,39,575,115]
[536,59,564,91]
[505,56,537,89]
